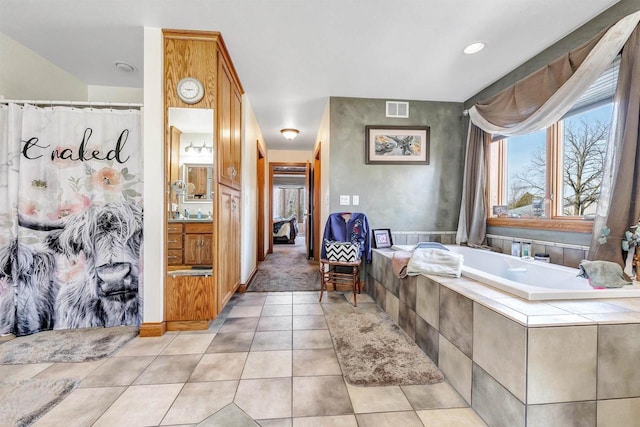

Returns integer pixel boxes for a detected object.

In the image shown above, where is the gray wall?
[329,97,465,231]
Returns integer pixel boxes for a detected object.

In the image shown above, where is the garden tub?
[394,244,640,300]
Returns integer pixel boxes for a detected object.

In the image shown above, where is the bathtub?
[394,244,640,300]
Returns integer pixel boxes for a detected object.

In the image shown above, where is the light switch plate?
[352,195,359,205]
[339,195,350,205]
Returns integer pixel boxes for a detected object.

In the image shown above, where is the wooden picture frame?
[365,125,430,165]
[372,228,393,249]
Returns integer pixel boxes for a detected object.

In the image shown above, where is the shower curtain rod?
[0,99,143,109]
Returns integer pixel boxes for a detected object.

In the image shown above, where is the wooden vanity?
[167,220,213,266]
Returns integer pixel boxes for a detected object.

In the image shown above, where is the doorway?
[268,162,310,256]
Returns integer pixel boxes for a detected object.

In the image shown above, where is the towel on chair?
[578,260,632,289]
[406,248,463,278]
[392,251,413,278]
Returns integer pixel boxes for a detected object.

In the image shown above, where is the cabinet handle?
[231,200,237,211]
[227,165,237,179]
[168,239,179,244]
[168,255,179,260]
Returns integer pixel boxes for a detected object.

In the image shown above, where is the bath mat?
[0,378,78,426]
[326,312,444,386]
[0,326,138,364]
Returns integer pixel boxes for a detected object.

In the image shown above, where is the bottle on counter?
[197,209,202,219]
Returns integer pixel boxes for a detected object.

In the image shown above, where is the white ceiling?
[0,0,620,150]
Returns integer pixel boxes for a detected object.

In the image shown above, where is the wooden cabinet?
[165,274,214,321]
[218,186,241,310]
[163,30,244,331]
[184,222,213,265]
[218,57,242,189]
[167,223,183,265]
[187,166,208,196]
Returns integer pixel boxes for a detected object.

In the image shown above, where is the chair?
[318,212,370,306]
[319,258,361,305]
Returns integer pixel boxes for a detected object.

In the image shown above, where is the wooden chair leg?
[352,265,357,307]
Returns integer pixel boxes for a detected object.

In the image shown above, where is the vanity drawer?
[185,222,213,234]
[167,233,183,249]
[168,249,183,265]
[167,223,183,234]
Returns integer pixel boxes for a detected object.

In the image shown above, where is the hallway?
[249,236,320,292]
[8,291,486,426]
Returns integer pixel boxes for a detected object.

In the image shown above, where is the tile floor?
[5,291,488,426]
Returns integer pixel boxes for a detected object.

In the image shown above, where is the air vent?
[386,101,409,118]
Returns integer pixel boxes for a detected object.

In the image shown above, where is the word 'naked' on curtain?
[0,104,143,336]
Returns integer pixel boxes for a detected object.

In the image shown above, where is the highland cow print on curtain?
[0,104,143,336]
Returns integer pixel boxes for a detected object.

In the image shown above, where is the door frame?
[313,145,322,261]
[256,142,266,261]
[268,162,309,255]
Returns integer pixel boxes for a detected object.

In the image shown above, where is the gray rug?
[249,241,320,292]
[0,326,138,364]
[0,378,78,426]
[326,312,444,386]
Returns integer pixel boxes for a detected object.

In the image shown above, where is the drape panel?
[457,11,640,247]
[455,124,487,246]
[588,25,640,265]
[0,104,143,336]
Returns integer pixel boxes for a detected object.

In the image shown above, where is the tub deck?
[369,248,640,427]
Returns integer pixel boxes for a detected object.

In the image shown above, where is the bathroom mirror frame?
[182,163,214,202]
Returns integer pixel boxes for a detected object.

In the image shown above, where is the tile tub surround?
[368,249,640,426]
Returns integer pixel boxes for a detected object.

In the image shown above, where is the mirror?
[168,107,214,218]
[183,164,213,202]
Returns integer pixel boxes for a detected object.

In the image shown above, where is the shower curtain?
[0,103,143,336]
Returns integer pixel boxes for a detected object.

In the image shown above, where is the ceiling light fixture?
[463,42,485,55]
[114,61,136,72]
[280,128,299,141]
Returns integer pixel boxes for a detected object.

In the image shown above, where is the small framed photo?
[492,205,508,217]
[372,228,393,249]
[365,125,430,165]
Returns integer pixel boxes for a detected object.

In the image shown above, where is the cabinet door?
[217,58,234,188]
[218,186,241,309]
[199,237,213,265]
[230,84,242,187]
[165,274,213,321]
[184,234,202,265]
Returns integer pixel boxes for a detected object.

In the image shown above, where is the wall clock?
[176,77,205,104]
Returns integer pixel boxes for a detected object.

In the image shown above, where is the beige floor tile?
[265,295,294,305]
[258,316,293,331]
[80,356,154,387]
[0,363,52,381]
[34,359,105,381]
[219,317,260,333]
[134,354,201,385]
[262,305,294,317]
[292,330,333,350]
[292,293,321,304]
[92,383,183,427]
[346,383,412,413]
[160,380,238,425]
[229,305,265,318]
[416,408,488,426]
[321,303,354,315]
[292,415,357,427]
[293,304,324,316]
[242,350,292,379]
[355,411,424,427]
[258,418,292,427]
[190,352,248,381]
[199,403,259,426]
[292,349,342,376]
[234,295,267,306]
[293,316,327,330]
[113,334,176,357]
[207,332,254,353]
[251,331,292,351]
[401,382,468,410]
[292,376,353,417]
[235,378,292,419]
[161,334,215,355]
[33,386,126,427]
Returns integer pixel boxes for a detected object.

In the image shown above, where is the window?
[488,57,618,227]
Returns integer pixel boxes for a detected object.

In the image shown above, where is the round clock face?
[177,77,204,104]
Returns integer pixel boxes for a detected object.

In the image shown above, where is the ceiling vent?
[386,101,409,118]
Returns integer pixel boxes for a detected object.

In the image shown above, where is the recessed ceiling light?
[114,61,136,72]
[463,42,485,55]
